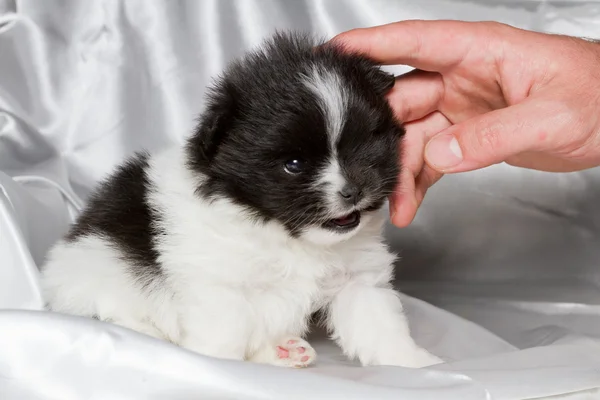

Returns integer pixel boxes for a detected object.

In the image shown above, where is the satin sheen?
[1,1,600,399]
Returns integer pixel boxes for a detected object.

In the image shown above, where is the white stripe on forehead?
[301,66,347,148]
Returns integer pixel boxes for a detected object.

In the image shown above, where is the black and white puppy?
[41,32,441,368]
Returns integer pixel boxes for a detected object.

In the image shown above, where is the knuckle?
[394,101,413,121]
[481,21,506,31]
[406,30,423,61]
[480,21,512,39]
[470,119,505,155]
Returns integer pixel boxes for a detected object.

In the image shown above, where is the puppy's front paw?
[273,337,317,368]
[401,348,443,368]
[374,347,443,368]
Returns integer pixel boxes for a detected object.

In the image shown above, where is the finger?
[390,165,418,228]
[423,99,570,173]
[387,70,444,122]
[415,165,443,204]
[412,113,450,205]
[331,20,494,71]
[402,111,453,172]
[390,111,452,227]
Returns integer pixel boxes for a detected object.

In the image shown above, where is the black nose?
[339,184,363,205]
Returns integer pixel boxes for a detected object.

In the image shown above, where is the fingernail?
[425,135,463,169]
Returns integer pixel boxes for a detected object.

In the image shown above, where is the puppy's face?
[188,33,404,244]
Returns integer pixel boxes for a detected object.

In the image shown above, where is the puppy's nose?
[339,184,363,205]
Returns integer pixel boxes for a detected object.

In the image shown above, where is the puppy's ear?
[366,68,396,96]
[189,84,236,168]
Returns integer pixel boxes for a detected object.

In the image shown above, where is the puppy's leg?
[249,336,316,368]
[178,289,253,361]
[327,278,441,368]
[109,317,167,340]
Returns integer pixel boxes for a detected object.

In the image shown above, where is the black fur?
[65,152,164,286]
[187,31,404,235]
[61,31,405,284]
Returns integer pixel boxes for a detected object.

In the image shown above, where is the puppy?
[40,32,441,368]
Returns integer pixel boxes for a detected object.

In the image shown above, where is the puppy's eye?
[284,159,306,175]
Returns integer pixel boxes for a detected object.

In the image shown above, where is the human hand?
[332,20,600,227]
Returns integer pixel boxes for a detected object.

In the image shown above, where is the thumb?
[424,100,564,173]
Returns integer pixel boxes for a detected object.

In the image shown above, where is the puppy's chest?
[240,247,349,305]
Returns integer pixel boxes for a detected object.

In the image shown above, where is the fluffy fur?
[40,32,441,368]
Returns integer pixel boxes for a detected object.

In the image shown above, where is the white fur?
[302,67,347,146]
[41,146,441,368]
[303,68,352,212]
[314,159,347,216]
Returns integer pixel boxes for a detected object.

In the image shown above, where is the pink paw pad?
[276,346,289,358]
[275,337,316,368]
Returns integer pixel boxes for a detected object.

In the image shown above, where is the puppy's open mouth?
[323,211,361,232]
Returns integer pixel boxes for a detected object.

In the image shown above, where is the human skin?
[331,20,600,227]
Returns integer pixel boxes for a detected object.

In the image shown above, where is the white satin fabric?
[1,1,600,399]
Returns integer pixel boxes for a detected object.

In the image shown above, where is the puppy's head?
[188,32,404,245]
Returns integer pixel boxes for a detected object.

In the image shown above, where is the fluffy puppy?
[40,32,441,368]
